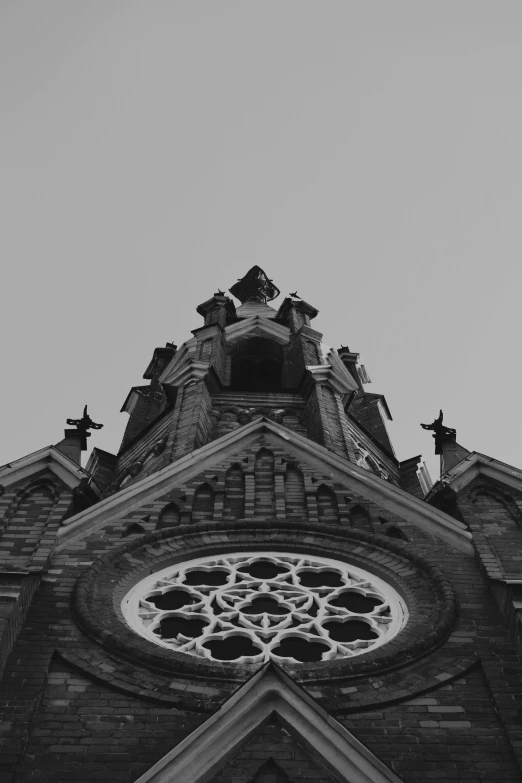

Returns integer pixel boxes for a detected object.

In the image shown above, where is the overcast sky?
[1,1,520,481]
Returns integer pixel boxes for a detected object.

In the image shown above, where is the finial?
[66,405,103,451]
[289,291,300,298]
[420,410,456,455]
[229,266,280,304]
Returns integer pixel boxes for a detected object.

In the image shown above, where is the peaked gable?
[0,445,87,491]
[134,663,404,783]
[57,419,471,553]
[438,450,522,495]
[210,716,339,782]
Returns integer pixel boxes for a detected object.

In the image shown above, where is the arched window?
[285,464,307,519]
[192,483,215,522]
[156,502,180,529]
[316,484,339,524]
[230,337,284,392]
[223,464,245,521]
[350,504,372,531]
[254,448,276,517]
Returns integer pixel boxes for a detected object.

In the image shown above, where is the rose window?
[122,552,407,665]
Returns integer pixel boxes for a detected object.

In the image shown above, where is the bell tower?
[3,266,522,782]
[105,266,413,501]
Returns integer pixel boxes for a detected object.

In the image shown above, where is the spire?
[229,266,280,304]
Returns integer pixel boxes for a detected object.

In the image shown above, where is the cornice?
[161,359,211,389]
[295,324,323,342]
[158,338,197,386]
[307,364,359,395]
[191,323,224,340]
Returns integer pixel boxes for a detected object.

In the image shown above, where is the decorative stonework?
[73,523,457,682]
[352,440,390,480]
[122,552,407,665]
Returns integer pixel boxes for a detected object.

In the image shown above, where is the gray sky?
[1,1,521,480]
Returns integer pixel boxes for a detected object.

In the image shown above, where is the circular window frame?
[121,551,408,665]
[72,523,456,682]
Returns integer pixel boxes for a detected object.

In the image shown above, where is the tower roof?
[229,266,280,319]
[229,265,280,304]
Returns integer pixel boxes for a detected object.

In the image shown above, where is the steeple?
[102,265,408,496]
[8,263,522,783]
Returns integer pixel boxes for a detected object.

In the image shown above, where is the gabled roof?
[134,662,404,783]
[434,450,522,495]
[224,314,291,344]
[0,445,88,490]
[57,418,472,553]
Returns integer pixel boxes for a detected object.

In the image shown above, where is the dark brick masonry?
[2,269,522,782]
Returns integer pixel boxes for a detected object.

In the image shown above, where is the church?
[1,266,522,782]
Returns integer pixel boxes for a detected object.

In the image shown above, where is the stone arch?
[156,502,181,530]
[223,464,245,521]
[468,483,522,550]
[2,480,58,540]
[284,464,307,520]
[469,485,521,528]
[254,448,275,518]
[7,479,59,511]
[350,504,372,532]
[316,484,339,524]
[471,484,516,510]
[192,483,215,522]
[5,480,58,521]
[464,484,522,573]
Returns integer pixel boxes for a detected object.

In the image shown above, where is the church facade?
[1,267,522,782]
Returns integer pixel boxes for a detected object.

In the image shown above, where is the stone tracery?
[122,552,406,665]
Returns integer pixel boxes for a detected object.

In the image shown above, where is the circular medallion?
[122,552,407,664]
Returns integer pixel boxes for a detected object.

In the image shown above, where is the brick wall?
[2,510,522,781]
